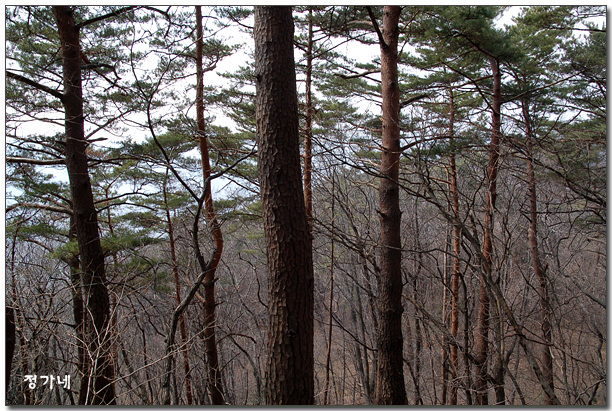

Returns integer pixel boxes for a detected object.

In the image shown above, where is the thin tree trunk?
[462,276,473,405]
[53,6,115,405]
[492,299,506,404]
[371,6,407,404]
[474,56,502,405]
[303,8,314,233]
[254,6,314,405]
[522,100,555,404]
[413,279,424,406]
[441,224,451,405]
[163,174,194,405]
[411,198,424,405]
[350,280,373,404]
[67,215,90,404]
[323,172,336,405]
[195,6,225,405]
[448,84,461,405]
[9,225,31,405]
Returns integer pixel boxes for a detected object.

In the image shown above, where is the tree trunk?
[323,172,336,405]
[441,224,451,405]
[374,6,407,405]
[522,100,555,404]
[474,56,502,405]
[53,6,116,405]
[6,306,16,392]
[195,6,225,405]
[9,226,31,405]
[254,6,314,405]
[303,8,314,233]
[163,175,194,405]
[67,215,90,404]
[448,84,461,405]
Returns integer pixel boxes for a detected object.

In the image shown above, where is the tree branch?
[6,202,72,215]
[6,70,64,101]
[76,6,138,30]
[399,93,429,108]
[6,156,65,165]
[336,68,380,80]
[365,6,387,48]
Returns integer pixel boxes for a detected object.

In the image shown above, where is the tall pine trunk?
[254,6,314,405]
[53,6,116,405]
[474,56,502,405]
[374,5,408,405]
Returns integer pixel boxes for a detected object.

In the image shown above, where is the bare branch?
[6,156,65,166]
[337,68,380,80]
[7,202,72,215]
[365,6,387,48]
[76,6,138,30]
[399,93,429,108]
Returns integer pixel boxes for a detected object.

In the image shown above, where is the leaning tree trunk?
[195,6,225,405]
[53,6,116,405]
[254,6,314,405]
[372,5,408,405]
[474,56,502,406]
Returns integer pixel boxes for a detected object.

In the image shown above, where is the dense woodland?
[5,6,606,406]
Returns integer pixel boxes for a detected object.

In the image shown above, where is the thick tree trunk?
[374,6,408,405]
[474,56,502,405]
[254,6,314,404]
[53,6,115,405]
[522,101,555,404]
[195,6,225,405]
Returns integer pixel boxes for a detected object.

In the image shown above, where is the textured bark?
[474,56,502,405]
[522,100,555,404]
[254,6,314,404]
[195,6,225,405]
[374,6,408,405]
[53,6,115,405]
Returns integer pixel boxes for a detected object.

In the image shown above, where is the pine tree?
[254,6,315,404]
